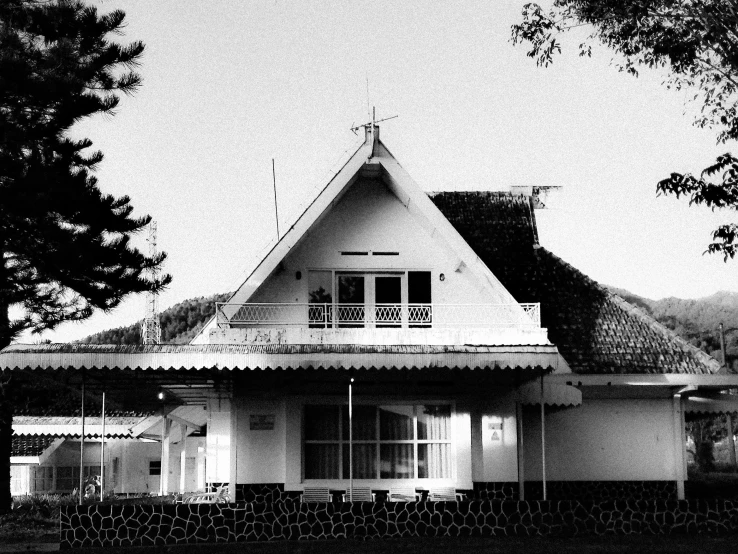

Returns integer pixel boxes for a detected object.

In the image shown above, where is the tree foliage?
[0,0,171,512]
[512,0,738,259]
[0,0,172,346]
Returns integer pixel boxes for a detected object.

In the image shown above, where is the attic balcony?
[211,302,549,346]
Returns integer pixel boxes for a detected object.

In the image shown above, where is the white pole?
[79,380,85,506]
[540,373,546,501]
[100,392,105,501]
[349,378,354,502]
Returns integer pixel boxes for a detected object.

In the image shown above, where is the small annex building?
[2,124,737,505]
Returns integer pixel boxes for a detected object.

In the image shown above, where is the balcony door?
[336,273,403,328]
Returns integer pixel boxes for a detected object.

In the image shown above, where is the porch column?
[179,423,187,494]
[229,405,238,501]
[672,393,686,500]
[160,418,172,495]
[515,401,525,501]
[540,373,546,501]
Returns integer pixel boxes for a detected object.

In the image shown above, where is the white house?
[3,124,737,503]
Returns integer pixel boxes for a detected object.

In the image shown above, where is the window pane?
[305,405,339,440]
[305,444,339,479]
[380,444,414,479]
[342,405,376,440]
[418,443,451,478]
[408,272,431,303]
[417,405,451,440]
[379,405,414,440]
[342,444,377,479]
[308,271,333,328]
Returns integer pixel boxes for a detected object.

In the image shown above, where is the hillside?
[79,292,230,345]
[607,288,738,371]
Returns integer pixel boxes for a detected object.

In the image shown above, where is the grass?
[52,535,738,554]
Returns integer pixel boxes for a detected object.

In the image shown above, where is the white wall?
[472,391,519,483]
[523,399,677,481]
[235,398,286,484]
[107,440,161,494]
[249,178,503,309]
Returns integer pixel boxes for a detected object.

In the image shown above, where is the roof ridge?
[539,247,721,374]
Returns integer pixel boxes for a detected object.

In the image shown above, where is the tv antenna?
[141,221,162,345]
[350,107,398,135]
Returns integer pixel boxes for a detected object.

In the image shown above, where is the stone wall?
[61,499,738,548]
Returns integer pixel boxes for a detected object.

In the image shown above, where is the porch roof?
[0,342,561,372]
[11,434,57,457]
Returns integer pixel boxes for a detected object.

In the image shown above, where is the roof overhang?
[516,381,582,408]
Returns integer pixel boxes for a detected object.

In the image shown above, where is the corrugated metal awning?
[0,343,562,372]
[685,395,738,415]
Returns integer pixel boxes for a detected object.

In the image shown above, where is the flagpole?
[349,378,354,502]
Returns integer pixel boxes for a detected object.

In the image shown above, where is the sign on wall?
[249,414,275,431]
[488,422,502,441]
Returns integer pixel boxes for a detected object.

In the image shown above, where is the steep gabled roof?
[431,191,720,375]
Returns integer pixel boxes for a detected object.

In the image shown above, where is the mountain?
[607,288,738,370]
[79,292,230,345]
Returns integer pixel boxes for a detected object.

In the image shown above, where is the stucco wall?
[249,178,503,308]
[472,392,519,483]
[235,398,287,484]
[523,399,676,481]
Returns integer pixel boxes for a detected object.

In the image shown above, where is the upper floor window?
[308,270,431,328]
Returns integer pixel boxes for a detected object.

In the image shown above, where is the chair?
[388,487,419,502]
[345,487,374,502]
[182,485,231,504]
[429,487,457,501]
[300,487,331,502]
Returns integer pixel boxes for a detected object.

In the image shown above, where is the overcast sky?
[30,0,738,343]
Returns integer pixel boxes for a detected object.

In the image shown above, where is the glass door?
[337,274,365,327]
[375,276,402,327]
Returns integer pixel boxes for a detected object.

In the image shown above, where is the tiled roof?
[431,191,720,375]
[12,434,56,457]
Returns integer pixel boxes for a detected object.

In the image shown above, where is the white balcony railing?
[215,303,541,329]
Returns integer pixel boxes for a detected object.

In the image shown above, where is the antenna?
[272,158,280,240]
[350,111,398,134]
[141,221,162,345]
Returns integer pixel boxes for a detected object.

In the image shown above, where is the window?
[304,404,451,480]
[308,270,432,328]
[56,465,96,492]
[32,466,53,492]
[149,460,161,476]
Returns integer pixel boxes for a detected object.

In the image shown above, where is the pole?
[79,379,85,506]
[349,378,354,502]
[100,391,105,501]
[540,372,546,501]
[272,159,280,240]
[160,418,165,496]
[720,324,736,466]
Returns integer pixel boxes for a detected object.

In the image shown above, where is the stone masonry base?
[61,499,738,548]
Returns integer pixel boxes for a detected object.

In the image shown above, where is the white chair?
[182,485,230,504]
[388,487,419,502]
[429,487,457,501]
[300,487,331,502]
[345,487,374,502]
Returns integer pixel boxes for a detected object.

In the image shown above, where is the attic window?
[340,251,369,256]
[372,252,399,256]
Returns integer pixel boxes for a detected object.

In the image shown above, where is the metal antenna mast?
[141,221,162,345]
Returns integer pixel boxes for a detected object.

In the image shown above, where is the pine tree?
[0,1,171,510]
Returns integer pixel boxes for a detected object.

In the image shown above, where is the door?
[337,274,365,327]
[375,276,402,327]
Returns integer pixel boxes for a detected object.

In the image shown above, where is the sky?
[28,0,738,343]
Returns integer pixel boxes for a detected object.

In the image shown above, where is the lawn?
[63,535,738,554]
